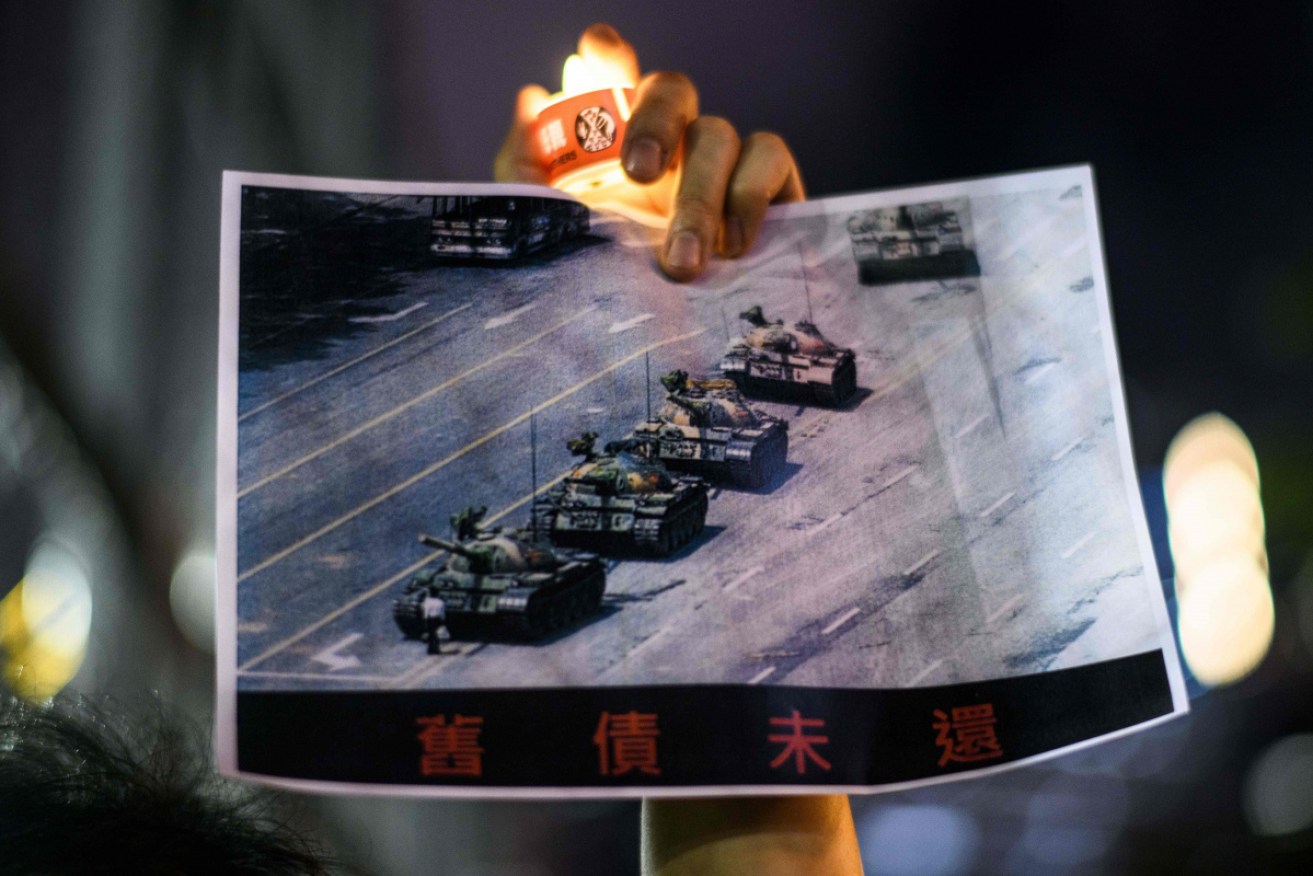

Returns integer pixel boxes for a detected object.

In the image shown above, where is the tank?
[847,201,981,285]
[532,433,710,556]
[392,506,606,641]
[632,370,788,489]
[719,306,858,406]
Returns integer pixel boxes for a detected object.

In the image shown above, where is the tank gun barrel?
[418,533,470,555]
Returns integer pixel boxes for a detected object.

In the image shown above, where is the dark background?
[2,2,1311,873]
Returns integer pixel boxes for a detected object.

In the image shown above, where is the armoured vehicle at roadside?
[532,433,710,556]
[719,305,858,406]
[392,507,605,641]
[632,370,788,490]
[429,195,588,261]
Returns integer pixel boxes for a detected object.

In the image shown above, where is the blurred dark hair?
[0,693,342,875]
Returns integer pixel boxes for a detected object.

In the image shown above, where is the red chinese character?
[416,714,484,777]
[768,710,832,775]
[594,711,660,776]
[933,703,1003,767]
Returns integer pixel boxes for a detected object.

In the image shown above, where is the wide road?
[233,186,1164,693]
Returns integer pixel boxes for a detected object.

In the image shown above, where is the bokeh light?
[1164,413,1272,685]
[169,550,216,654]
[857,804,979,876]
[0,538,92,700]
[1243,734,1313,837]
[1177,559,1275,686]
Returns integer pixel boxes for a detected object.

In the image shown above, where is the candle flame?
[561,53,636,95]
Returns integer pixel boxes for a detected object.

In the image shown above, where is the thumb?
[493,84,552,184]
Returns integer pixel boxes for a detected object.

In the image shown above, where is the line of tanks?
[392,306,860,645]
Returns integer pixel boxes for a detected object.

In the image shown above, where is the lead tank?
[632,370,788,489]
[719,305,858,406]
[393,506,605,641]
[532,433,709,556]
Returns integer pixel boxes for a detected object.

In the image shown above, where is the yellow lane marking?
[238,303,472,423]
[238,305,597,498]
[237,328,705,583]
[237,471,570,672]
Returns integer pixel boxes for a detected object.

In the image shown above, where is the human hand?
[641,795,863,875]
[493,23,805,282]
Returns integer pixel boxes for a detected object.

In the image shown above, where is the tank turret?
[719,306,858,406]
[532,433,710,555]
[632,370,788,489]
[392,506,605,641]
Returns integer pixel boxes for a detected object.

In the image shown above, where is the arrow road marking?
[310,633,363,671]
[608,313,655,334]
[484,303,537,329]
[349,302,429,324]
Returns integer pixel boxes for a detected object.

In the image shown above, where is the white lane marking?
[881,464,918,490]
[237,329,705,584]
[1059,235,1089,259]
[237,670,396,683]
[1061,530,1098,559]
[810,513,843,536]
[821,606,861,635]
[997,213,1062,261]
[978,491,1016,519]
[309,632,363,671]
[349,301,429,324]
[909,658,944,686]
[1024,361,1058,384]
[624,625,673,660]
[723,565,765,593]
[484,303,537,329]
[986,593,1025,624]
[239,303,471,423]
[748,666,776,685]
[608,313,655,334]
[903,549,940,576]
[954,413,989,439]
[239,305,596,497]
[1050,434,1088,462]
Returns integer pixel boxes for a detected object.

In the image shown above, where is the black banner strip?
[237,650,1172,789]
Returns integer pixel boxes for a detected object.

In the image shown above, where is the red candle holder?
[535,86,637,194]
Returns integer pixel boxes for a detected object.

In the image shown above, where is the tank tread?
[726,430,788,489]
[392,593,426,640]
[632,492,708,556]
[505,567,606,639]
[811,358,857,406]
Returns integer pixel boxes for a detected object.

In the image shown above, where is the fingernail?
[721,218,744,257]
[624,137,664,180]
[667,231,702,271]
